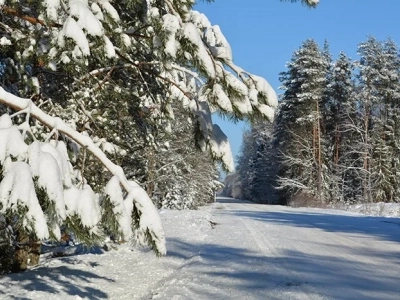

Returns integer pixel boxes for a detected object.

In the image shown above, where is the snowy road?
[1,197,400,299]
[147,197,400,299]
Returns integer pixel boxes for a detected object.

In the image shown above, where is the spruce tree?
[236,127,258,201]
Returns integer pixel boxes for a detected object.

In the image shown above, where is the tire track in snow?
[139,211,214,300]
[141,247,206,300]
[137,200,400,299]
[236,203,400,300]
[238,205,325,300]
[292,221,400,299]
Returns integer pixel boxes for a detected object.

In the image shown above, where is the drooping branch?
[0,87,166,255]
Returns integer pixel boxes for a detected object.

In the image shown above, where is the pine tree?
[276,39,330,204]
[355,37,387,203]
[369,38,400,203]
[325,52,357,203]
[0,0,281,272]
[148,106,220,209]
[250,123,279,204]
[236,127,257,201]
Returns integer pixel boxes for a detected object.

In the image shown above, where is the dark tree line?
[232,37,400,206]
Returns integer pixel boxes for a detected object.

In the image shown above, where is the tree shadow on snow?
[0,257,114,299]
[227,209,400,244]
[272,247,400,299]
[162,238,400,299]
[156,239,292,298]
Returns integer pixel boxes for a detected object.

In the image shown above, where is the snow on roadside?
[328,202,400,218]
[1,199,399,299]
[0,207,214,300]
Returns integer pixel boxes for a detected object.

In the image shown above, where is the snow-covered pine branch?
[0,87,166,255]
[1,0,279,174]
[151,6,279,171]
[0,0,291,271]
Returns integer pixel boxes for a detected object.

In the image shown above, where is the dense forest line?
[226,37,400,206]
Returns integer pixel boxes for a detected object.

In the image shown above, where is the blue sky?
[194,0,400,169]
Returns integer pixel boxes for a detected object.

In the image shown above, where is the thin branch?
[2,7,62,28]
[116,50,195,100]
[125,32,151,39]
[156,74,194,100]
[170,63,205,85]
[96,66,117,91]
[165,0,183,25]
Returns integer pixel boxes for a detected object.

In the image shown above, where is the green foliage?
[33,178,58,241]
[100,195,124,241]
[63,215,105,247]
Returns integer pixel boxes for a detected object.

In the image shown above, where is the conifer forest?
[1,0,319,273]
[1,1,400,299]
[230,37,400,207]
[1,0,398,287]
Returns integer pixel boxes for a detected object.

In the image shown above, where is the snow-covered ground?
[331,201,400,218]
[1,197,400,299]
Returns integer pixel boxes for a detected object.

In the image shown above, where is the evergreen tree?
[325,52,358,203]
[0,0,281,272]
[236,123,279,204]
[236,127,257,201]
[250,123,279,204]
[149,106,221,209]
[369,38,400,203]
[275,39,330,203]
[0,0,323,273]
[233,36,400,206]
[355,37,387,202]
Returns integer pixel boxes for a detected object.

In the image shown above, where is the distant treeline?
[227,37,400,206]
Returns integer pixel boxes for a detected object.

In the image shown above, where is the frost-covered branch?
[0,87,166,255]
[276,177,310,191]
[156,74,194,100]
[170,64,205,85]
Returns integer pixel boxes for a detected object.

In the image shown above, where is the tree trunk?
[0,225,14,274]
[13,232,29,272]
[315,101,323,203]
[28,241,41,266]
[146,151,155,198]
[363,103,370,202]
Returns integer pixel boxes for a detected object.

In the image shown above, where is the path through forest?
[1,197,399,299]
